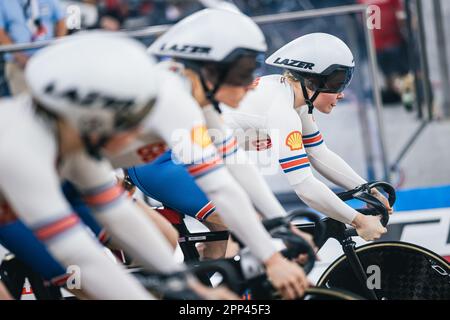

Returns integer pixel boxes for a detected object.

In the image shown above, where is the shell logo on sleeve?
[285,131,303,151]
[191,125,213,148]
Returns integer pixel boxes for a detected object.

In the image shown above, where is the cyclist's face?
[310,89,345,114]
[214,84,252,108]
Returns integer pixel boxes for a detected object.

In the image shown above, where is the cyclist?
[222,33,393,241]
[107,9,309,299]
[0,32,235,300]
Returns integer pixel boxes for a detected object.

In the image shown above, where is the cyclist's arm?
[269,107,358,225]
[61,150,184,273]
[221,148,287,218]
[172,133,280,262]
[298,108,366,190]
[194,166,278,262]
[203,105,286,219]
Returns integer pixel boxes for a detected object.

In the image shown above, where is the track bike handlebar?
[336,181,396,238]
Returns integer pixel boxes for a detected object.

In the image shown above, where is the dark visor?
[221,52,265,87]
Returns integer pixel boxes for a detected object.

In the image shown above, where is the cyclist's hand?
[187,277,240,300]
[289,225,319,264]
[351,213,387,241]
[370,188,394,215]
[0,281,13,300]
[264,252,309,300]
[289,224,318,253]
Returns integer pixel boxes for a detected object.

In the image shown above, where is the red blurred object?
[155,207,183,225]
[358,0,404,50]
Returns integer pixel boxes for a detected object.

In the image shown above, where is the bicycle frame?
[155,203,386,299]
[0,254,63,300]
[155,208,229,263]
[314,218,379,299]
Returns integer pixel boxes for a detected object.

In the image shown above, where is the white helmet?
[149,8,266,63]
[148,9,267,111]
[26,32,158,157]
[266,33,355,113]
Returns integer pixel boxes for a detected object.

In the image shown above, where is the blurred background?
[0,0,449,289]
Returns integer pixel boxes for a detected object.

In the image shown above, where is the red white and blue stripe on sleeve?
[214,134,239,159]
[51,273,72,286]
[97,228,111,245]
[194,201,216,222]
[279,154,310,173]
[83,182,126,211]
[302,131,324,148]
[32,213,82,243]
[185,153,224,179]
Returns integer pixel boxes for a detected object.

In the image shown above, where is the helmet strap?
[198,66,229,114]
[82,134,109,160]
[299,79,320,114]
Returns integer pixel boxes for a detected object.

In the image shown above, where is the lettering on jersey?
[285,131,303,151]
[191,125,213,148]
[160,43,211,55]
[137,142,167,163]
[44,82,135,110]
[273,57,315,70]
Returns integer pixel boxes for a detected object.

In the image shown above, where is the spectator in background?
[96,0,151,30]
[162,0,201,23]
[358,0,410,104]
[0,0,67,96]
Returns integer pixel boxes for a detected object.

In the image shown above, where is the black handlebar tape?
[287,209,326,247]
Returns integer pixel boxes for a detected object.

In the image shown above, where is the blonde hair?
[283,70,299,83]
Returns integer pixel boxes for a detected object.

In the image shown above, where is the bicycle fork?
[341,238,379,300]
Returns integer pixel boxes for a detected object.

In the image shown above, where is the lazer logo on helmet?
[44,83,135,109]
[160,43,211,55]
[273,57,315,70]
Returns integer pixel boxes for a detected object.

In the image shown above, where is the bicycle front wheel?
[317,241,450,300]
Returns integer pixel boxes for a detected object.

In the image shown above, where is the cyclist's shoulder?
[0,94,56,164]
[256,74,292,90]
[154,60,198,107]
[0,94,36,141]
[155,60,190,88]
[0,94,32,118]
[240,74,294,114]
[245,74,292,102]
